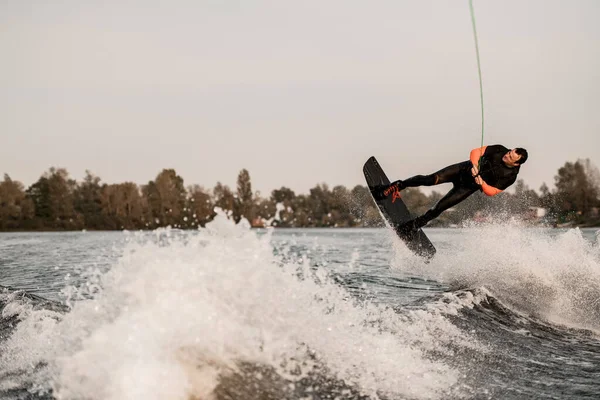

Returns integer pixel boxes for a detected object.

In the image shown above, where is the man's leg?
[374,162,467,200]
[402,162,467,188]
[398,186,477,233]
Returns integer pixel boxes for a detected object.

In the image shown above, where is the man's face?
[502,148,521,167]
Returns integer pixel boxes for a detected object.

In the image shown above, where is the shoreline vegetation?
[1,159,599,231]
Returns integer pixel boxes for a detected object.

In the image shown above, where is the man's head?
[502,147,528,167]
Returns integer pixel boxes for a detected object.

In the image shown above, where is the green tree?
[0,175,34,229]
[74,171,105,228]
[213,182,235,215]
[329,185,354,227]
[143,169,187,227]
[307,183,332,227]
[348,185,382,227]
[187,185,214,227]
[268,186,296,227]
[255,197,277,226]
[26,168,80,229]
[235,169,254,223]
[102,183,146,229]
[271,187,295,204]
[554,160,599,221]
[26,176,50,221]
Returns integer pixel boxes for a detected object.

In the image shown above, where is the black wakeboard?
[363,156,436,259]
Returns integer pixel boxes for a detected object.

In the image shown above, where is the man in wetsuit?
[374,145,528,234]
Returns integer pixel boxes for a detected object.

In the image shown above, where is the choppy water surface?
[0,217,599,400]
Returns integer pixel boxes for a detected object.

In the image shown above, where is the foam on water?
[414,221,600,332]
[0,212,478,400]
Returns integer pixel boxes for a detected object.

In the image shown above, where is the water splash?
[0,212,477,400]
[411,221,600,332]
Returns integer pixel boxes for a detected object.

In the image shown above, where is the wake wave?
[0,213,479,400]
[3,216,597,399]
[411,222,600,333]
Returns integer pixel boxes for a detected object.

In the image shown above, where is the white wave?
[0,211,475,400]
[408,221,600,332]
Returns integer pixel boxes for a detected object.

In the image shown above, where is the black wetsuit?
[402,145,520,229]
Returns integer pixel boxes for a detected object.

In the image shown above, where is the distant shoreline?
[2,160,599,231]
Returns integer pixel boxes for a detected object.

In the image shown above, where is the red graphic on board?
[383,183,402,203]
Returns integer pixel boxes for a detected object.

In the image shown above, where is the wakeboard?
[363,156,436,259]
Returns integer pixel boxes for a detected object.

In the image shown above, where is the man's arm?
[479,180,502,196]
[475,170,518,196]
[470,146,487,172]
[470,144,507,171]
[470,145,506,196]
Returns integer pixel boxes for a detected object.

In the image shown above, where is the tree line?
[1,159,599,231]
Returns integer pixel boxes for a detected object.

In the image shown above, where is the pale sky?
[1,0,599,196]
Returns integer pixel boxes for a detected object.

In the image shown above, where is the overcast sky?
[1,0,599,196]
